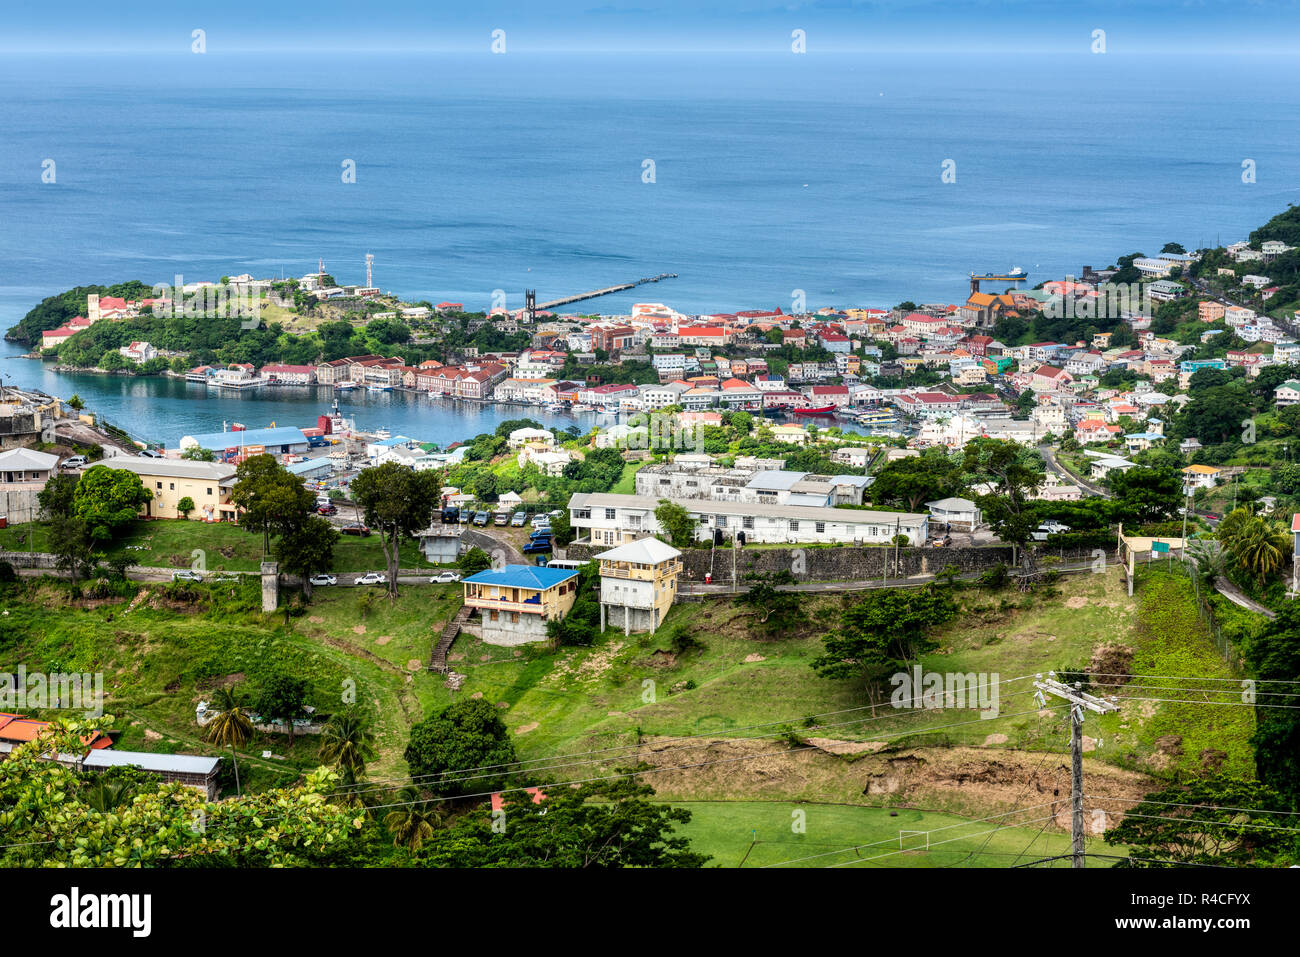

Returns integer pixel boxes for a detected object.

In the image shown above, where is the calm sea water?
[1,50,1297,443]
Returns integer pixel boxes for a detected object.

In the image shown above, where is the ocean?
[0,50,1297,443]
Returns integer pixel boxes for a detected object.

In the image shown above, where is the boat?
[570,403,593,413]
[372,428,392,440]
[792,405,837,416]
[335,381,358,391]
[1007,266,1028,280]
[366,384,391,393]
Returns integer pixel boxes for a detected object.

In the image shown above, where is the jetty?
[535,273,677,311]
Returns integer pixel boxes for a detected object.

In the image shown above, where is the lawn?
[0,518,436,574]
[670,800,1119,868]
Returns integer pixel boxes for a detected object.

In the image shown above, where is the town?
[4,205,1300,873]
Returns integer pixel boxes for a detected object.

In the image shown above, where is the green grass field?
[669,800,1120,868]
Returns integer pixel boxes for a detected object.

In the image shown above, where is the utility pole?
[1033,674,1119,869]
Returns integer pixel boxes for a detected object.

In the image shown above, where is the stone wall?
[563,540,1113,585]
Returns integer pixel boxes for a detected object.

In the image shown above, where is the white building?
[569,492,928,547]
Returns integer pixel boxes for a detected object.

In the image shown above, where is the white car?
[530,516,551,528]
[309,573,338,586]
[430,571,461,584]
[355,572,387,586]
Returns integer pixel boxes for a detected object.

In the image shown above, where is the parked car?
[459,510,473,525]
[317,503,338,516]
[62,454,87,469]
[522,541,553,555]
[309,573,338,586]
[548,509,563,518]
[138,448,162,458]
[494,511,510,526]
[209,573,239,583]
[930,535,952,547]
[530,516,551,529]
[529,529,553,541]
[474,511,490,526]
[430,571,462,584]
[510,511,527,527]
[172,570,203,582]
[356,572,387,586]
[340,523,371,537]
[441,507,460,524]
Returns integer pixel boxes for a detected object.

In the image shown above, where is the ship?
[792,405,837,416]
[334,381,358,391]
[1007,266,1028,280]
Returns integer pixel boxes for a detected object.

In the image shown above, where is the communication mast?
[365,254,374,288]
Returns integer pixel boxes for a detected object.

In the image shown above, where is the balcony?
[465,595,548,615]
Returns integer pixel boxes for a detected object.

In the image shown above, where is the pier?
[534,273,677,311]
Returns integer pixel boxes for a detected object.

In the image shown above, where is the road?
[1038,443,1108,497]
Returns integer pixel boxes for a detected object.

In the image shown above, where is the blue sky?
[2,1,1298,54]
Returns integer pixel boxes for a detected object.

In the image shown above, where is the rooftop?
[462,564,579,590]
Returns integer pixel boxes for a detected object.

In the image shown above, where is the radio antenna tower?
[366,254,374,288]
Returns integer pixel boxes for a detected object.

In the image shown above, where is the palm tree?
[1187,538,1226,585]
[319,708,377,781]
[83,777,135,814]
[203,686,255,795]
[383,786,439,852]
[1217,506,1291,583]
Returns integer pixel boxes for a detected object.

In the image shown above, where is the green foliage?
[72,465,151,542]
[868,449,962,511]
[1243,602,1300,801]
[812,585,957,696]
[274,515,340,588]
[349,462,442,596]
[412,778,709,868]
[545,563,600,647]
[254,672,308,743]
[457,547,491,575]
[654,499,697,549]
[404,698,518,797]
[1105,776,1298,867]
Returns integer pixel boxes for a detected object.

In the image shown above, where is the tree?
[177,496,195,519]
[0,721,363,866]
[319,708,377,784]
[37,472,78,520]
[545,563,600,646]
[1217,506,1292,584]
[549,508,574,547]
[738,576,803,639]
[812,586,957,705]
[414,778,709,868]
[383,786,439,851]
[67,394,84,411]
[181,446,216,462]
[868,450,961,510]
[204,687,255,750]
[457,546,491,575]
[350,462,442,597]
[404,698,517,797]
[72,465,151,542]
[730,411,753,434]
[654,499,696,549]
[273,516,339,596]
[1242,600,1300,801]
[255,672,308,745]
[963,439,1043,565]
[1105,776,1297,867]
[49,515,95,583]
[1106,466,1183,525]
[229,454,315,554]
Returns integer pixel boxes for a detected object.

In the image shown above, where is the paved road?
[1038,443,1108,497]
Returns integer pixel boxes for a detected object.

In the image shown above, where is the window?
[169,483,175,491]
[815,522,826,534]
[743,516,754,530]
[605,508,616,520]
[156,482,162,490]
[716,516,727,528]
[789,520,799,532]
[206,488,213,495]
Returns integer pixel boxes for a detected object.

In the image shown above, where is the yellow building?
[461,564,581,645]
[83,458,239,521]
[595,537,683,635]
